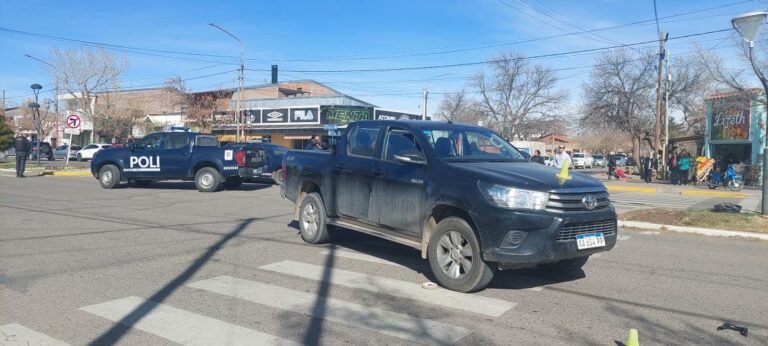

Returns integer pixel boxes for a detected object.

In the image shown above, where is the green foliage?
[0,114,14,151]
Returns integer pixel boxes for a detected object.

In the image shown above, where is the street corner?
[49,170,92,177]
[679,189,745,198]
[606,185,657,193]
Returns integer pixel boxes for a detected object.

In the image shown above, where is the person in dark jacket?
[531,149,545,164]
[13,134,31,178]
[607,155,617,180]
[641,152,656,183]
[304,135,322,150]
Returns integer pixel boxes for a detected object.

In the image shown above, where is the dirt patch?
[621,208,768,233]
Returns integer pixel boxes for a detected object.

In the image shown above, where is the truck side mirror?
[394,149,426,165]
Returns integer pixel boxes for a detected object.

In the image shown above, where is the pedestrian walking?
[642,152,655,183]
[607,154,617,180]
[531,149,545,164]
[678,150,691,186]
[553,146,571,169]
[668,152,678,185]
[13,134,31,178]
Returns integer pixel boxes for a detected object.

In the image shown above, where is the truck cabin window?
[195,136,218,147]
[140,134,164,150]
[167,133,189,150]
[384,129,422,161]
[348,126,380,158]
[423,127,526,162]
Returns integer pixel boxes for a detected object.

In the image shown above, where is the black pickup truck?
[282,120,616,292]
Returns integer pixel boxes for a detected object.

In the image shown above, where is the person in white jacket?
[553,147,571,169]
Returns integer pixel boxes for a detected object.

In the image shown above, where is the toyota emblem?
[582,194,598,210]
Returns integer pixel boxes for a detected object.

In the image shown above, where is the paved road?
[1,175,766,345]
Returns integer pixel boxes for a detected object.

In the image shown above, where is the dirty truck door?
[125,133,164,179]
[161,133,193,178]
[332,124,380,221]
[369,127,427,236]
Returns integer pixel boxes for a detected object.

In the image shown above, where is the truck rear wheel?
[538,256,589,276]
[195,167,222,192]
[428,217,494,293]
[99,164,121,189]
[271,171,285,185]
[298,192,330,244]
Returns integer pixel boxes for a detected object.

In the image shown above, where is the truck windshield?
[422,126,526,162]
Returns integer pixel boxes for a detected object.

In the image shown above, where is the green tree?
[0,113,14,151]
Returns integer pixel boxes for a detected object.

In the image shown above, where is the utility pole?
[654,32,668,157]
[663,49,671,180]
[209,22,245,142]
[422,87,428,120]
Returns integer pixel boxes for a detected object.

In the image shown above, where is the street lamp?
[29,83,43,165]
[209,22,245,142]
[25,54,60,145]
[732,11,768,215]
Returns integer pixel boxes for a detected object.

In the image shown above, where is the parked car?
[53,144,82,160]
[282,120,617,292]
[224,142,288,184]
[572,152,592,169]
[30,141,54,161]
[90,132,265,192]
[592,154,605,167]
[77,144,112,161]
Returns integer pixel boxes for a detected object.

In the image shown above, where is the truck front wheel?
[298,192,330,244]
[99,164,121,189]
[428,217,494,293]
[195,167,222,192]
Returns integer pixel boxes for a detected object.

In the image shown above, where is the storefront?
[703,90,767,183]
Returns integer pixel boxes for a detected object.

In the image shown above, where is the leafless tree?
[19,98,57,141]
[50,47,128,141]
[474,53,567,140]
[666,54,715,137]
[581,48,656,164]
[435,90,484,125]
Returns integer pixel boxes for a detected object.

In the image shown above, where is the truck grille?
[557,220,617,241]
[546,191,610,212]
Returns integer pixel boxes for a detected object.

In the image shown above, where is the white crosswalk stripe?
[80,296,301,346]
[0,323,70,346]
[259,260,516,317]
[609,191,713,210]
[319,248,408,267]
[188,275,472,344]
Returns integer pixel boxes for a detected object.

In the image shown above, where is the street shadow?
[88,218,255,345]
[490,266,587,290]
[121,181,272,191]
[301,244,335,344]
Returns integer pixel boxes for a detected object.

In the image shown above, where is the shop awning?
[283,135,314,140]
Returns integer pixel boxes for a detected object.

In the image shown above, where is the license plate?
[576,232,605,250]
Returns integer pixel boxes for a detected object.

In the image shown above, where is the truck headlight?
[478,182,549,210]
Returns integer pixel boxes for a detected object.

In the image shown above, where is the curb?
[618,220,768,241]
[679,190,745,198]
[607,186,657,193]
[47,170,92,177]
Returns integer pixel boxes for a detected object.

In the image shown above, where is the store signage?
[291,107,319,123]
[375,109,422,120]
[711,98,750,141]
[244,109,261,124]
[262,109,289,123]
[320,106,373,125]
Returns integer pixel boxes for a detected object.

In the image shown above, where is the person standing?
[678,150,691,186]
[607,154,617,180]
[13,134,31,178]
[304,135,322,150]
[667,152,678,185]
[643,152,655,183]
[553,146,571,169]
[531,149,545,164]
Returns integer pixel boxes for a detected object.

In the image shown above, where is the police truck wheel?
[428,217,494,293]
[538,256,589,276]
[194,167,222,192]
[99,165,120,189]
[223,177,243,190]
[298,192,330,244]
[272,171,285,185]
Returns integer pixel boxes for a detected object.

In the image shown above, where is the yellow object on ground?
[606,185,657,193]
[680,189,744,198]
[51,170,92,177]
[625,328,639,346]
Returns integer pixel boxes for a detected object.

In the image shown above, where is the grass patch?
[621,208,768,233]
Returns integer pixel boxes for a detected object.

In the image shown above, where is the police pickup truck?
[90,132,264,192]
[282,120,616,292]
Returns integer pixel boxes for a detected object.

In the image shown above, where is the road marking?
[640,231,660,235]
[319,249,407,267]
[607,186,657,193]
[591,253,603,259]
[259,260,516,317]
[0,323,70,346]
[618,235,631,241]
[680,189,744,198]
[80,296,300,346]
[188,276,471,344]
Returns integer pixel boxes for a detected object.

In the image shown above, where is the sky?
[1,0,766,118]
